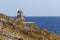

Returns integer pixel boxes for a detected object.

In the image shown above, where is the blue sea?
[13,17,60,34]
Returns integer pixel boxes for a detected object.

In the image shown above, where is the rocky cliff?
[0,13,60,40]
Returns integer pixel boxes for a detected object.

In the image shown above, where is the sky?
[0,0,60,16]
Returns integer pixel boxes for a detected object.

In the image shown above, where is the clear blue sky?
[0,0,60,16]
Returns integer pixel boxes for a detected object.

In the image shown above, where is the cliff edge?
[0,13,60,40]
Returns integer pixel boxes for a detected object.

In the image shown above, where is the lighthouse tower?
[16,9,25,23]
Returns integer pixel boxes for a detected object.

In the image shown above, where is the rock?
[0,12,60,40]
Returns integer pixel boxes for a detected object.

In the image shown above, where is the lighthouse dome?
[18,9,23,13]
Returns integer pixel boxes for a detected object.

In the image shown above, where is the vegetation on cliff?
[0,13,60,40]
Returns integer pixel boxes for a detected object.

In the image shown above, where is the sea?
[13,16,60,34]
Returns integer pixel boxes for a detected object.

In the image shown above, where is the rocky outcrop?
[0,13,14,22]
[0,13,60,40]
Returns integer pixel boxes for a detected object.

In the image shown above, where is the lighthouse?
[16,9,25,23]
